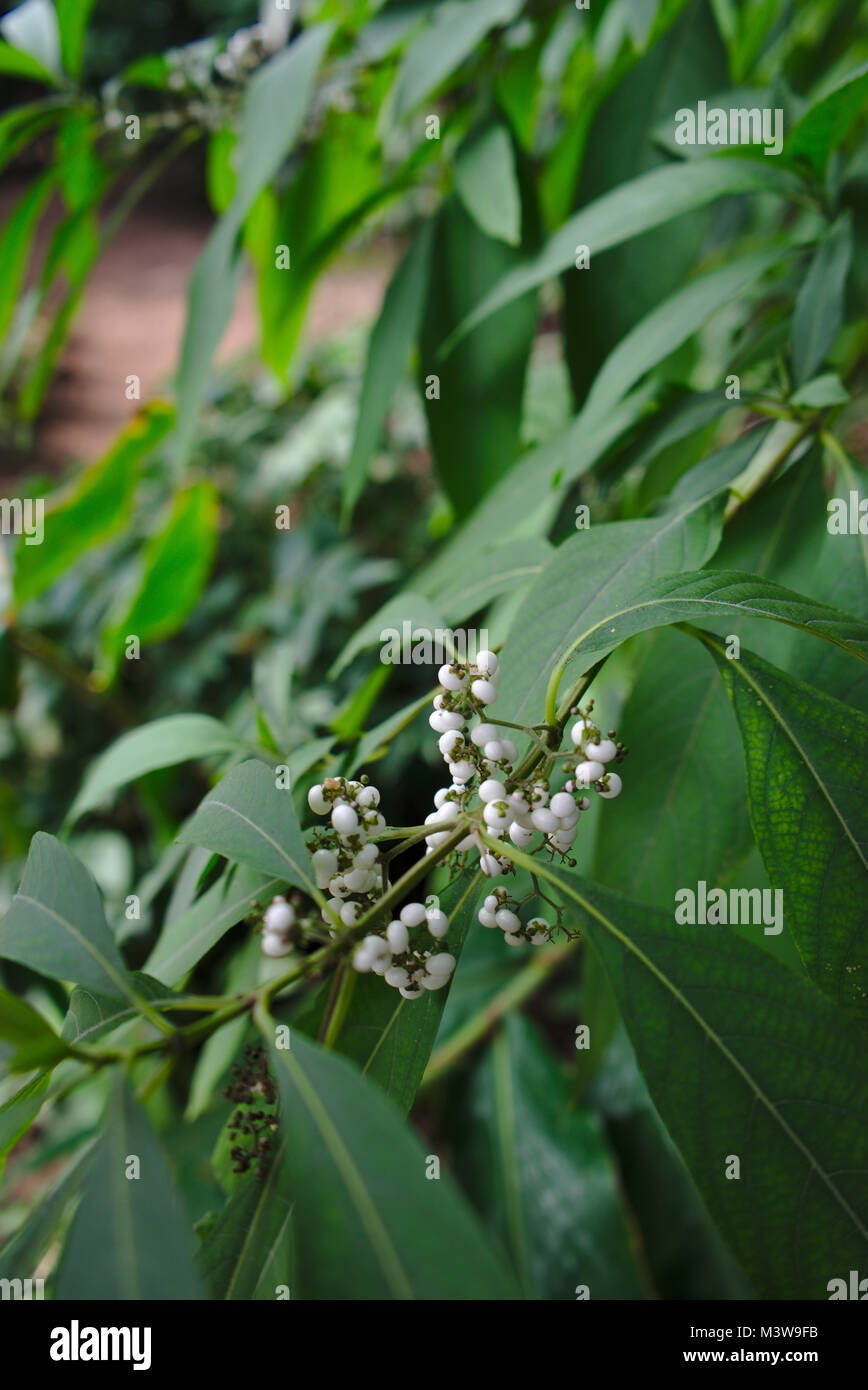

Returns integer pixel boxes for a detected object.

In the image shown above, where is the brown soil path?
[2,176,392,472]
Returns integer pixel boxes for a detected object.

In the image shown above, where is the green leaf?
[455,1014,647,1299]
[443,157,803,351]
[561,0,727,405]
[263,1027,521,1298]
[198,1148,291,1299]
[342,222,433,525]
[592,627,754,913]
[145,866,280,987]
[53,0,95,77]
[173,24,333,468]
[0,986,71,1070]
[97,481,219,685]
[0,832,133,998]
[698,634,868,1024]
[421,193,538,516]
[508,858,868,1298]
[503,564,868,726]
[0,37,57,82]
[61,973,175,1046]
[177,760,316,896]
[67,714,246,824]
[495,497,726,725]
[0,1072,50,1178]
[790,215,852,385]
[54,1075,203,1299]
[14,404,174,605]
[590,1027,753,1298]
[0,170,54,341]
[454,122,522,245]
[785,61,868,172]
[580,249,784,430]
[390,0,522,118]
[414,385,655,598]
[185,937,261,1120]
[790,373,849,409]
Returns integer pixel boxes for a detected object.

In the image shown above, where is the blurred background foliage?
[0,0,866,1299]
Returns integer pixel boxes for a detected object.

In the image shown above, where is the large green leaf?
[561,0,727,405]
[54,1075,203,1299]
[177,760,316,896]
[699,634,868,1023]
[593,627,754,912]
[263,1028,521,1299]
[67,714,246,824]
[13,404,174,605]
[503,564,868,726]
[0,832,132,998]
[495,497,726,725]
[342,222,434,525]
[420,193,538,516]
[590,1027,753,1299]
[443,157,802,350]
[497,854,868,1298]
[454,1014,647,1299]
[790,214,852,385]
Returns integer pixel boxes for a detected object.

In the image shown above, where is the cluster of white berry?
[477,888,553,946]
[351,899,456,999]
[304,777,387,930]
[565,711,624,799]
[260,895,296,958]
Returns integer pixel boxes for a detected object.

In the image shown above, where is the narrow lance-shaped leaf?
[262,1026,522,1299]
[198,1145,291,1300]
[454,1014,647,1300]
[697,632,868,1024]
[67,713,247,824]
[54,1075,203,1299]
[790,214,852,386]
[442,158,803,351]
[493,848,868,1299]
[144,865,282,987]
[454,121,522,246]
[389,0,522,119]
[342,221,434,526]
[14,403,174,606]
[0,832,134,999]
[178,760,317,896]
[97,481,219,685]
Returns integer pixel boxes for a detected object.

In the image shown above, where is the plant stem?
[422,939,577,1086]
